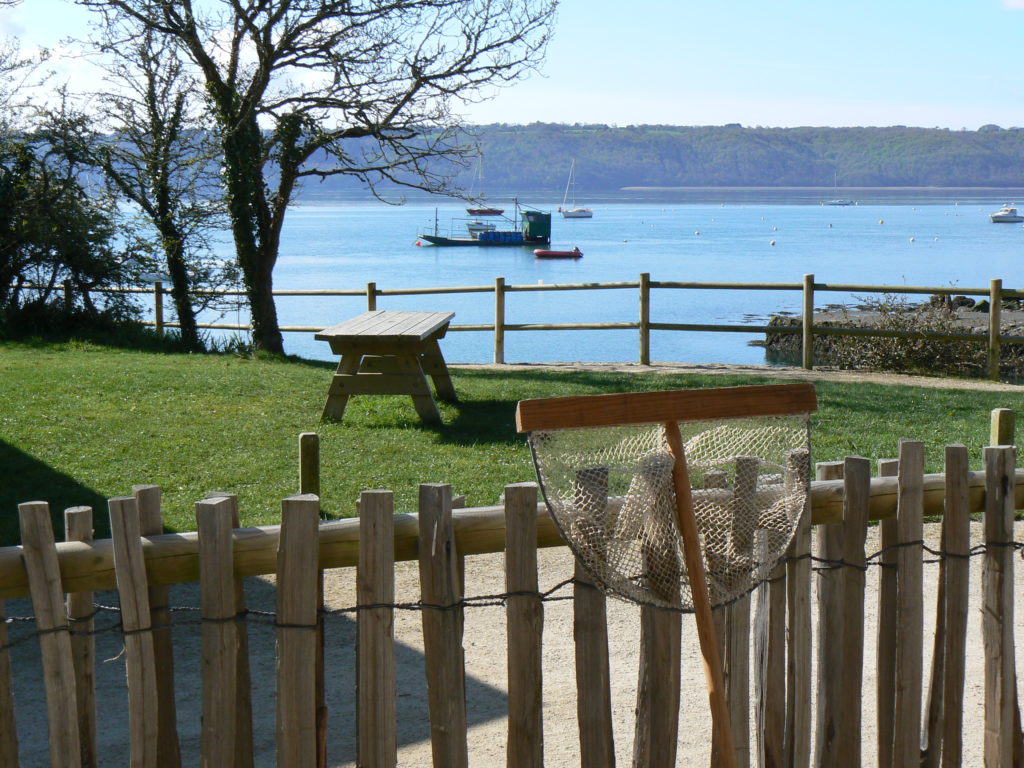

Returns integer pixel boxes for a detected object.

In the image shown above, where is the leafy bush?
[822,296,1024,378]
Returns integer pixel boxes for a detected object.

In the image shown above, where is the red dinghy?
[534,246,582,259]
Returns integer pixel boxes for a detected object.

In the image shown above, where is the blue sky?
[3,0,1024,129]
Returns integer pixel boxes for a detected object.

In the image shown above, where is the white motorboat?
[559,159,593,218]
[466,219,497,236]
[990,206,1024,223]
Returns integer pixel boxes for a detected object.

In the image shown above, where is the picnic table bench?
[315,310,457,423]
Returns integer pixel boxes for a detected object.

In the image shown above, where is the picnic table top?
[315,310,455,345]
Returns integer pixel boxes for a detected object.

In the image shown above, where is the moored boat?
[466,156,504,216]
[534,246,582,259]
[559,159,593,218]
[990,206,1024,223]
[466,219,497,236]
[419,201,551,247]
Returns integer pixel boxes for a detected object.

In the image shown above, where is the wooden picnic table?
[315,310,457,423]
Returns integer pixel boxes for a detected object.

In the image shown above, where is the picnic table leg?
[421,339,458,404]
[405,355,443,424]
[322,353,362,421]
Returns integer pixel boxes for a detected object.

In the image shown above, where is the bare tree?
[77,0,556,353]
[91,28,233,350]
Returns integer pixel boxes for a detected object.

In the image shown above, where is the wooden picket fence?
[1,418,1023,766]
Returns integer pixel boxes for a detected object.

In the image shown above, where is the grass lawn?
[1,339,1021,544]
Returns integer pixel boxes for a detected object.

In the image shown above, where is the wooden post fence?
[495,277,506,365]
[639,271,651,365]
[2,428,1024,765]
[802,273,815,370]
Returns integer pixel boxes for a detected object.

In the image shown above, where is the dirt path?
[454,361,1024,392]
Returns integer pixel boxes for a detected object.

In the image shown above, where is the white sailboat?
[823,171,854,206]
[559,159,593,218]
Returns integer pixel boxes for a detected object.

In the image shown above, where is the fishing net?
[528,414,811,611]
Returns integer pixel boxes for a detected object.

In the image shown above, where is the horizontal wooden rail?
[0,469,1020,600]
[17,275,1024,378]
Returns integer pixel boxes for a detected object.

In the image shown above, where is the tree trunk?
[248,248,282,353]
[159,225,201,350]
[221,118,285,355]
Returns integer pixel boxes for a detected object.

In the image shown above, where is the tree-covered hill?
[376,123,1024,192]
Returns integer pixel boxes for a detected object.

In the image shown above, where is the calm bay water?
[207,188,1024,364]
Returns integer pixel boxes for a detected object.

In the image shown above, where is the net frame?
[527,414,811,611]
[516,383,818,768]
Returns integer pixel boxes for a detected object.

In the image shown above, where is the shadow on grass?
[0,440,109,545]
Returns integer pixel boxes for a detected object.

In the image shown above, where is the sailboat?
[466,156,503,216]
[823,171,854,206]
[559,159,593,218]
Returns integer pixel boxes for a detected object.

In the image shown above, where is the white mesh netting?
[528,415,811,611]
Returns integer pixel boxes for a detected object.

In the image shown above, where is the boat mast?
[562,159,576,210]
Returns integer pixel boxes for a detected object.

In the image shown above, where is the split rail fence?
[29,273,1024,380]
[1,411,1023,766]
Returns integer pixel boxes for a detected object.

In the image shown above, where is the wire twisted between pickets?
[2,541,1022,653]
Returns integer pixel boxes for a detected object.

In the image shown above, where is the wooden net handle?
[664,420,738,768]
[516,382,816,433]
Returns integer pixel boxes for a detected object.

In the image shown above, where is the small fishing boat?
[419,201,551,247]
[534,247,582,259]
[558,159,593,218]
[990,206,1024,223]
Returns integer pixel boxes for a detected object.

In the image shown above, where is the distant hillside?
[459,123,1024,190]
[303,123,1024,194]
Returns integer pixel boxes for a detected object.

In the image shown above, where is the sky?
[2,0,1023,130]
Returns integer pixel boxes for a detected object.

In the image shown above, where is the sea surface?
[203,188,1024,365]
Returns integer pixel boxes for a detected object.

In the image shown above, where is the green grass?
[1,339,1021,544]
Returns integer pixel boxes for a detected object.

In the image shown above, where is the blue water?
[204,189,1024,364]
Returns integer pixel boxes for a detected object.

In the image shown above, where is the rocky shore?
[761,298,1024,380]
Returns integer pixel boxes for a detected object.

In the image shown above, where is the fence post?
[785,449,812,768]
[941,445,971,768]
[64,507,97,768]
[893,440,924,768]
[639,272,650,365]
[0,597,16,766]
[505,482,543,767]
[276,494,321,767]
[108,496,160,768]
[299,432,321,499]
[134,486,182,768]
[991,407,1015,447]
[196,496,239,767]
[154,282,165,338]
[876,458,899,768]
[20,501,82,767]
[418,483,469,768]
[983,444,1017,766]
[802,273,814,370]
[988,279,1002,381]
[366,282,377,311]
[357,490,397,768]
[494,277,506,365]
[63,279,73,312]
